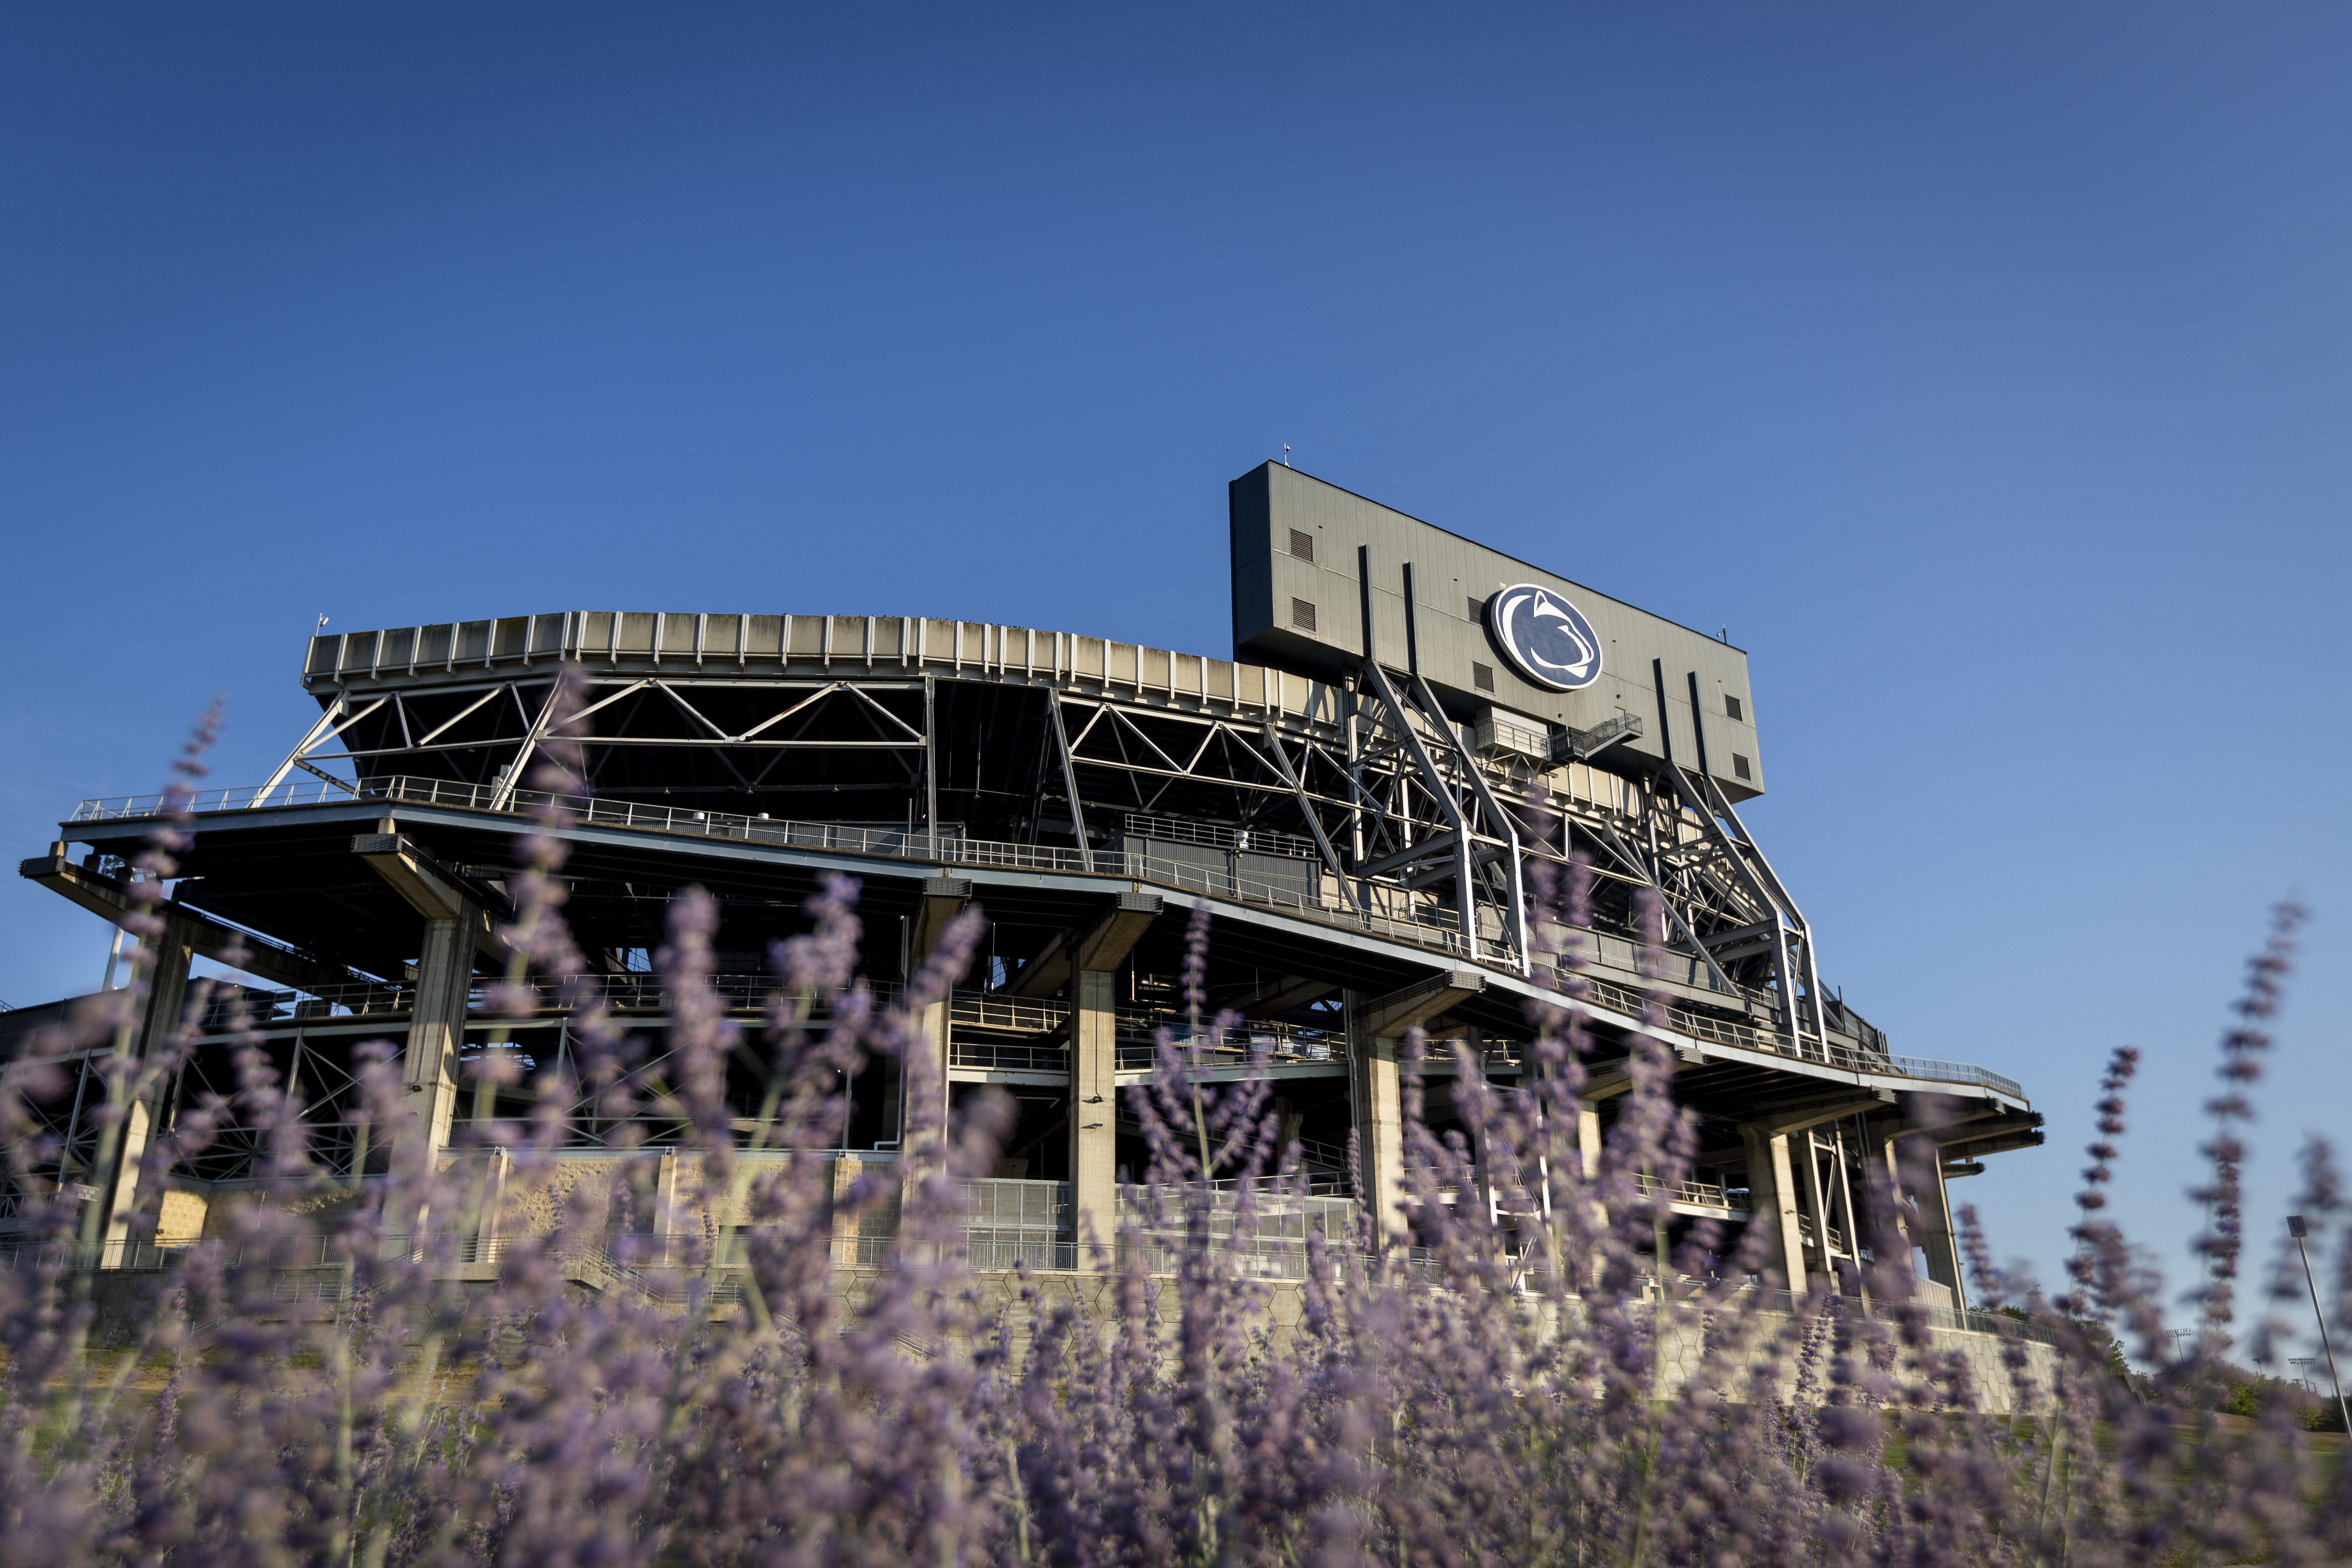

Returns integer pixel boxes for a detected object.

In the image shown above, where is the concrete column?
[902,876,974,1152]
[1348,996,1407,1239]
[100,912,196,1250]
[1904,1134,1968,1312]
[1876,1133,1914,1258]
[402,901,480,1154]
[654,1148,683,1239]
[887,995,952,1267]
[477,1145,512,1243]
[1740,1125,1809,1296]
[1069,968,1119,1256]
[1344,969,1484,1243]
[829,1155,873,1263]
[914,994,951,1140]
[1052,893,1157,1268]
[1577,1098,1603,1179]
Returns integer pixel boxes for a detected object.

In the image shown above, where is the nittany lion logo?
[1486,584,1603,691]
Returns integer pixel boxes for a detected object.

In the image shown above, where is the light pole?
[2287,1215,2352,1436]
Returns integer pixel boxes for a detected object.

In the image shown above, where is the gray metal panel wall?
[1234,850,1318,903]
[1228,463,1766,799]
[1126,836,1319,904]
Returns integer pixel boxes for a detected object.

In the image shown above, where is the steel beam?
[1413,671,1529,976]
[19,850,386,1000]
[1046,688,1093,873]
[250,697,347,806]
[1359,661,1474,949]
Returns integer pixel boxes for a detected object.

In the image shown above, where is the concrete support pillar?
[1045,892,1158,1269]
[100,912,195,1250]
[1069,968,1119,1257]
[824,1155,859,1266]
[912,994,951,1141]
[1729,1096,1887,1298]
[1347,994,1407,1239]
[1741,1125,1809,1296]
[1903,1134,1968,1313]
[1345,969,1483,1242]
[830,1154,859,1233]
[903,875,974,1152]
[402,903,480,1155]
[358,831,496,1159]
[477,1145,512,1244]
[887,994,952,1268]
[654,1148,683,1239]
[1577,1098,1603,1179]
[1876,1132,1914,1255]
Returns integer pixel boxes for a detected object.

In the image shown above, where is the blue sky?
[3,4,2346,1356]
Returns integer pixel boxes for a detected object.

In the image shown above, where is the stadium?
[10,462,2040,1326]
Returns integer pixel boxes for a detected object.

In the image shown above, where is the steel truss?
[252,616,1858,1058]
[0,1043,109,1219]
[1050,661,1837,1053]
[173,1027,377,1183]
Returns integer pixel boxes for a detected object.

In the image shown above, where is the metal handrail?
[191,973,909,1026]
[1122,812,1318,860]
[951,992,1069,1034]
[1884,1057,2026,1099]
[73,777,2023,1101]
[1632,1173,1753,1213]
[1111,1011,1341,1073]
[72,775,1501,965]
[949,1040,1070,1074]
[1562,970,2025,1101]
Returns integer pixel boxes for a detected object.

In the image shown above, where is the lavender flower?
[3,718,2346,1564]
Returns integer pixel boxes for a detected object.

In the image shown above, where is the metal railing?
[271,1269,355,1303]
[73,778,364,818]
[1565,971,2025,1101]
[1292,1137,1351,1175]
[1633,1174,1753,1213]
[1795,1213,1848,1255]
[1111,1012,1342,1072]
[72,775,1501,966]
[73,776,2023,1102]
[830,1233,1379,1280]
[1122,813,1318,860]
[949,1041,1070,1074]
[1114,1185,1360,1248]
[950,992,1069,1034]
[1884,1058,2025,1099]
[963,1178,1070,1232]
[202,969,2018,1103]
[201,974,912,1028]
[0,1238,197,1273]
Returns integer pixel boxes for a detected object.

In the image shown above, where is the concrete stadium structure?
[8,463,2041,1326]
